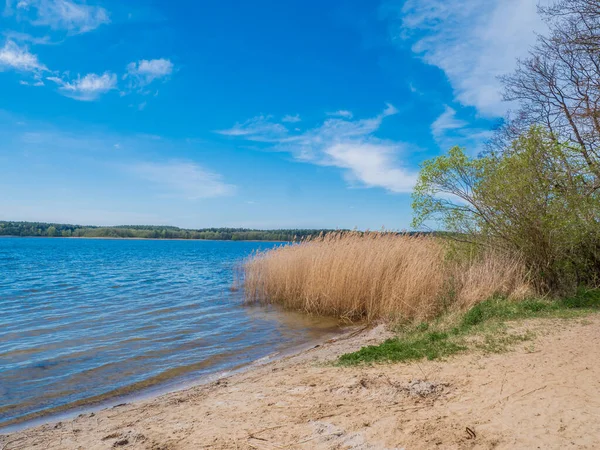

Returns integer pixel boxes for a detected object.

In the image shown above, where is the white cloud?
[3,31,54,45]
[284,104,416,193]
[327,110,353,119]
[0,40,47,72]
[48,71,117,100]
[19,79,44,86]
[129,161,236,199]
[221,104,417,193]
[385,0,549,117]
[215,115,288,141]
[7,0,110,34]
[322,141,418,193]
[125,58,174,88]
[430,105,494,152]
[282,114,301,123]
[431,105,467,141]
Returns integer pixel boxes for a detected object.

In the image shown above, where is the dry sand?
[2,315,599,450]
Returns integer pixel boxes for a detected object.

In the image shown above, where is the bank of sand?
[2,315,600,450]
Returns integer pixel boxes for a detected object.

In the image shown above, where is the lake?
[0,237,341,428]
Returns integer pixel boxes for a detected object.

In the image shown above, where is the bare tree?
[500,0,600,189]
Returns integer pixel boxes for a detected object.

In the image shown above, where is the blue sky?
[0,0,547,229]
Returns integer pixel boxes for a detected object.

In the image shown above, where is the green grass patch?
[339,331,466,365]
[339,288,600,366]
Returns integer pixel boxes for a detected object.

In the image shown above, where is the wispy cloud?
[221,104,418,193]
[3,30,55,45]
[215,115,288,141]
[281,114,301,123]
[430,105,493,152]
[129,161,236,199]
[6,0,110,34]
[283,104,417,193]
[124,58,174,89]
[327,110,353,119]
[19,78,44,86]
[0,39,119,98]
[48,71,117,100]
[0,40,47,72]
[430,105,467,141]
[383,0,549,116]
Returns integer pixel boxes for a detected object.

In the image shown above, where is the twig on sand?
[247,438,286,449]
[334,325,370,342]
[520,385,547,398]
[395,405,428,413]
[1,439,15,450]
[313,413,336,420]
[246,425,286,448]
[296,431,344,445]
[1,435,27,450]
[499,387,525,403]
[248,425,284,439]
[416,361,428,381]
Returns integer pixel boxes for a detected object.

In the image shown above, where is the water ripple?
[0,237,341,428]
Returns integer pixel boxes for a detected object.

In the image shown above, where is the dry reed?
[243,231,533,322]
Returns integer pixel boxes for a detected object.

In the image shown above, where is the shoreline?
[0,324,378,437]
[0,322,351,434]
[3,316,600,449]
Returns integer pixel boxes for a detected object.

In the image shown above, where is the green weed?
[339,289,600,366]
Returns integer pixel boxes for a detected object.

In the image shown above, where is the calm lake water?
[0,237,341,428]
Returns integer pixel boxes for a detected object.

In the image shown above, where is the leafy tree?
[413,127,600,292]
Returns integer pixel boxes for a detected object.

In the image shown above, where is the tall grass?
[243,232,533,322]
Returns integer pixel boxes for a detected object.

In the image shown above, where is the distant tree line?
[0,221,339,242]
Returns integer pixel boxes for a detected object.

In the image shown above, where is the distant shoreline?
[0,235,289,243]
[0,221,338,242]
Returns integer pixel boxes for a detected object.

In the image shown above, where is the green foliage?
[412,127,600,293]
[338,331,466,365]
[412,145,486,234]
[0,221,339,242]
[339,289,600,365]
[459,298,559,330]
[559,288,600,309]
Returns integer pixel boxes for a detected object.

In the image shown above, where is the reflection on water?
[0,237,342,428]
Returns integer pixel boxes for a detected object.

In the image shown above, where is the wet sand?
[2,315,600,449]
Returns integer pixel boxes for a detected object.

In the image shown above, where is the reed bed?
[243,231,533,322]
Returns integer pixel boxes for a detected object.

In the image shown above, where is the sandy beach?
[2,315,599,450]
